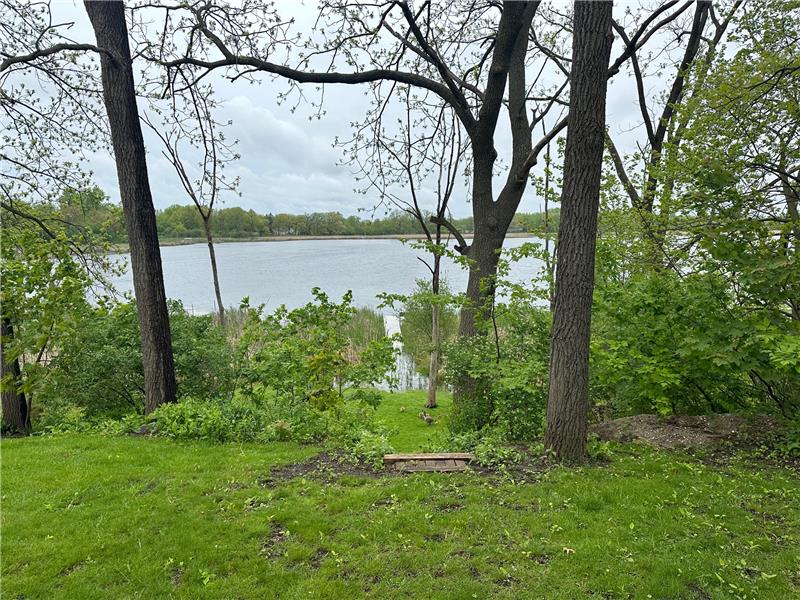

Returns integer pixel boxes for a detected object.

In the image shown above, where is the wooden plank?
[383,453,474,464]
[395,463,468,472]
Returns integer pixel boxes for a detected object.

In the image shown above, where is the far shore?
[110,231,539,253]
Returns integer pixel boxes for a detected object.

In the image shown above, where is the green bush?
[140,390,393,469]
[234,289,396,408]
[350,430,394,470]
[148,398,268,443]
[443,300,550,441]
[591,270,800,417]
[446,430,522,468]
[37,300,234,422]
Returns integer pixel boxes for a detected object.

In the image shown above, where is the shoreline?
[110,231,539,253]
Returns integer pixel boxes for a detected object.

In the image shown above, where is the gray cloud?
[41,1,668,218]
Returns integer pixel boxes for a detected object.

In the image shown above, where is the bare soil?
[589,413,780,449]
[258,452,389,487]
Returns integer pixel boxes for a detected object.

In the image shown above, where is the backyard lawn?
[2,392,799,599]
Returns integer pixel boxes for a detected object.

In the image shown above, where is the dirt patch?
[436,502,464,513]
[137,481,158,496]
[687,582,712,600]
[590,413,780,450]
[258,452,387,487]
[308,548,329,569]
[58,561,85,577]
[467,453,553,483]
[260,522,289,559]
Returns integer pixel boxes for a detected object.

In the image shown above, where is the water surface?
[111,237,545,313]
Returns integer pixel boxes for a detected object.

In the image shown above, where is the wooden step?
[384,453,474,472]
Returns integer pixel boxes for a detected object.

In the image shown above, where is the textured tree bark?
[1,317,30,433]
[203,217,226,325]
[451,2,537,424]
[426,257,441,409]
[544,0,613,463]
[458,224,506,338]
[84,0,176,413]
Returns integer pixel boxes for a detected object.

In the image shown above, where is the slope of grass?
[375,390,452,452]
[2,398,799,599]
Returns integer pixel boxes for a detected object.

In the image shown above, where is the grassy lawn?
[375,390,453,452]
[2,392,799,599]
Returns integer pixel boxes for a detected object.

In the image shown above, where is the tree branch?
[0,43,111,72]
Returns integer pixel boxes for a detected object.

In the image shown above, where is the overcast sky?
[41,0,669,219]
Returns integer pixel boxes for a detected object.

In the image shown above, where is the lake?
[110,237,545,313]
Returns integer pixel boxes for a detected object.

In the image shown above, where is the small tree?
[1,198,114,432]
[346,90,466,408]
[142,75,239,324]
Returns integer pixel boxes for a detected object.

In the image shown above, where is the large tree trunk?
[544,0,613,463]
[458,223,505,338]
[1,317,30,433]
[85,0,176,414]
[426,256,441,409]
[202,217,225,325]
[450,215,507,430]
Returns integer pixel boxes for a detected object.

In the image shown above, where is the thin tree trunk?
[203,217,225,325]
[544,138,555,312]
[426,256,441,409]
[1,317,30,433]
[781,165,800,320]
[544,0,613,463]
[84,0,176,414]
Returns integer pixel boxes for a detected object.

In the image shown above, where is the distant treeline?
[155,204,560,240]
[52,188,559,244]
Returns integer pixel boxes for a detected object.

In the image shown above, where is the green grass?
[2,393,799,599]
[375,390,453,452]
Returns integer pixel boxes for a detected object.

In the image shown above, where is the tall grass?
[340,306,387,357]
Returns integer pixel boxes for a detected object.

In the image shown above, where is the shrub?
[591,270,800,417]
[446,430,521,468]
[234,289,396,408]
[350,431,394,470]
[37,300,234,422]
[141,390,393,470]
[443,300,550,441]
[148,398,268,443]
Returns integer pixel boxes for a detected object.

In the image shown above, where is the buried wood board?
[384,453,474,472]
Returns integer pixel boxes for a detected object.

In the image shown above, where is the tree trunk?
[450,222,506,430]
[544,139,556,312]
[84,0,176,414]
[203,216,225,325]
[1,317,30,433]
[426,256,441,409]
[781,164,800,321]
[458,225,505,338]
[544,0,613,463]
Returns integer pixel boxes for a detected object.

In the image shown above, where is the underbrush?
[42,392,396,470]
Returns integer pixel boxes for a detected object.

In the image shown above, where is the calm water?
[110,237,544,313]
